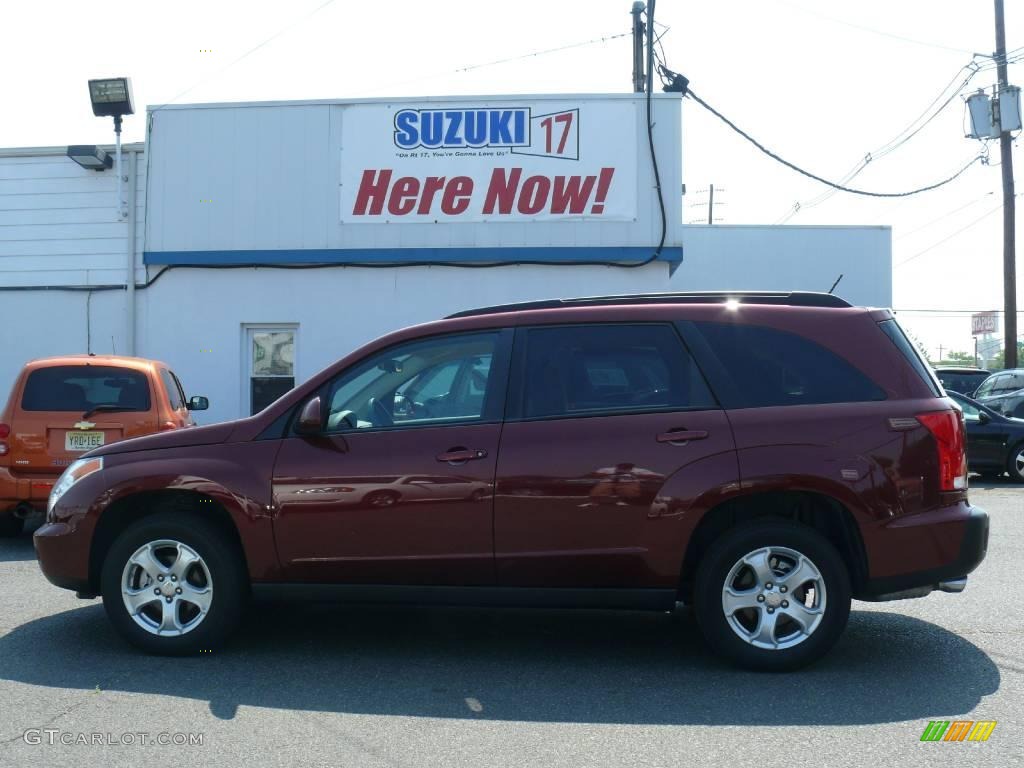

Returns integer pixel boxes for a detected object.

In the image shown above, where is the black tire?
[100,512,248,655]
[0,511,22,538]
[364,489,400,508]
[693,520,851,672]
[1006,442,1024,483]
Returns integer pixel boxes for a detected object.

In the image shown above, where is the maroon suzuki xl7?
[34,292,988,670]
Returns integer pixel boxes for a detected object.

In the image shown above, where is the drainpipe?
[125,149,137,356]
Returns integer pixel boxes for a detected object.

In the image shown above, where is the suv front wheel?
[694,521,851,671]
[101,512,248,655]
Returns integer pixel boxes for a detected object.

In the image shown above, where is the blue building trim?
[143,246,683,267]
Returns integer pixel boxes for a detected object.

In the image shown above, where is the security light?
[66,145,113,172]
[85,76,135,218]
[88,78,134,118]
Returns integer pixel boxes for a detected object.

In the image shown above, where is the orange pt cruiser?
[0,355,207,536]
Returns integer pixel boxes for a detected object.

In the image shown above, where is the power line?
[777,61,983,222]
[894,191,996,240]
[151,0,341,111]
[895,192,1023,267]
[771,0,981,55]
[349,31,632,96]
[894,309,1019,314]
[684,86,986,198]
[454,32,630,73]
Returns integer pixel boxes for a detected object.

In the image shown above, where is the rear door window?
[515,324,716,419]
[692,322,886,408]
[22,366,152,412]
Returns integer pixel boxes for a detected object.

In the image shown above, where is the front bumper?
[858,505,989,601]
[34,515,94,594]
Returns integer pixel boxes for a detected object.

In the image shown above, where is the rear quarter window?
[692,322,887,408]
[21,366,152,412]
[877,319,942,397]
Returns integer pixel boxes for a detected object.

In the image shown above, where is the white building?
[0,93,891,424]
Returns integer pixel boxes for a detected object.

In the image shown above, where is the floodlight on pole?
[87,77,135,220]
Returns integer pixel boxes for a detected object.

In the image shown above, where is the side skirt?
[250,583,678,611]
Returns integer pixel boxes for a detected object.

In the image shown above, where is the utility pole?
[631,2,646,93]
[707,183,715,225]
[995,0,1017,368]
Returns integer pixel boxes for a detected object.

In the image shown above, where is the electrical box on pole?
[998,84,1022,132]
[966,91,998,138]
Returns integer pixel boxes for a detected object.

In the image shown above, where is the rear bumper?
[0,467,57,513]
[858,504,989,601]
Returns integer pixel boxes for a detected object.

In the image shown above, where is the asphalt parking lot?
[0,483,1020,768]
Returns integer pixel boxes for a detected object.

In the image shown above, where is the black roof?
[446,291,852,319]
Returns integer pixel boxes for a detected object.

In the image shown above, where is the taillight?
[0,423,9,456]
[916,410,968,491]
[159,420,177,431]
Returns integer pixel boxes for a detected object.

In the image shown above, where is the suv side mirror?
[978,410,991,424]
[186,395,209,411]
[295,396,322,435]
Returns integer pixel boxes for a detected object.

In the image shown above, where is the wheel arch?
[88,488,251,593]
[678,488,869,602]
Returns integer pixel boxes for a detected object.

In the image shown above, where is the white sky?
[1,0,1020,359]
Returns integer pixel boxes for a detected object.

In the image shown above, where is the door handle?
[656,429,709,444]
[436,447,488,464]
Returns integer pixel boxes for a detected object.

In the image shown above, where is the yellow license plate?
[65,431,104,451]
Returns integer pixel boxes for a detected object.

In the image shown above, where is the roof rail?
[445,291,852,319]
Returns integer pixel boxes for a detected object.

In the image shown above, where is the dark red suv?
[34,292,989,670]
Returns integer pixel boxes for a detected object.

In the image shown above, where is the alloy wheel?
[121,539,213,636]
[721,545,827,650]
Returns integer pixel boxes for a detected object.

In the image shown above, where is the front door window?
[324,332,499,431]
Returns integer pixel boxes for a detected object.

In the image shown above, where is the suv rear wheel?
[100,512,247,655]
[694,520,851,671]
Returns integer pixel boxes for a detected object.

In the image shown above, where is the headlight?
[48,457,103,516]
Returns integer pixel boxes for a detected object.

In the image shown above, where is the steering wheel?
[367,397,393,427]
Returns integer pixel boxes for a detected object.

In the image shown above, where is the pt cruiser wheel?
[694,521,851,671]
[101,512,247,655]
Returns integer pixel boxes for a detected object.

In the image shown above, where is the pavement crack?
[0,695,91,744]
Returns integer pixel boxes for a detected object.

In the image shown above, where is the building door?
[245,326,297,416]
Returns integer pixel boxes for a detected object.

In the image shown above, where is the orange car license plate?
[65,431,104,451]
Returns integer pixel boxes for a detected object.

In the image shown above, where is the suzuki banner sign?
[340,100,638,223]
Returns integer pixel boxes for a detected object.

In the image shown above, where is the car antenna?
[828,274,844,294]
